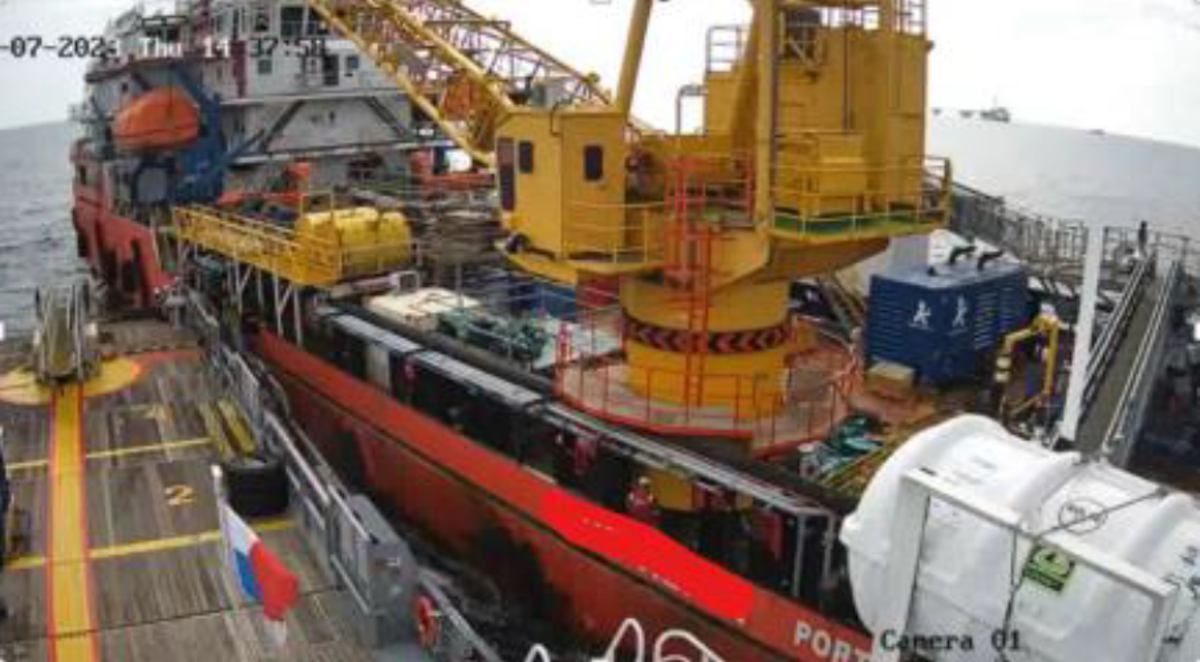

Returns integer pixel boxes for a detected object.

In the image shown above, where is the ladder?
[665,160,717,409]
[32,280,99,385]
[817,273,866,337]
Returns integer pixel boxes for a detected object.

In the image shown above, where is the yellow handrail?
[173,206,412,287]
[562,201,668,267]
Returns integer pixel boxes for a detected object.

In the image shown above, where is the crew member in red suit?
[626,476,660,527]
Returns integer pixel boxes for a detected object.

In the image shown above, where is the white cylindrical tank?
[841,415,1200,662]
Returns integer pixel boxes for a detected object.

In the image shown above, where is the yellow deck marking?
[8,437,213,473]
[48,383,98,662]
[87,437,211,462]
[164,485,196,507]
[0,359,141,406]
[8,519,294,571]
[9,458,48,472]
[90,518,294,560]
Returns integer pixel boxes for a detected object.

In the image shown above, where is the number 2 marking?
[165,485,195,507]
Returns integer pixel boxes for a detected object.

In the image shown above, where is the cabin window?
[281,6,305,39]
[307,12,331,36]
[346,55,360,73]
[584,145,604,181]
[253,8,271,33]
[257,58,273,76]
[498,138,516,212]
[518,141,535,174]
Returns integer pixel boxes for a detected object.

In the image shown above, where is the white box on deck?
[842,415,1200,662]
[366,288,480,332]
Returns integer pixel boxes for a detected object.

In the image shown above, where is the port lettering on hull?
[794,621,871,662]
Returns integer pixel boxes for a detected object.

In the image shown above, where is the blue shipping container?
[866,260,1030,386]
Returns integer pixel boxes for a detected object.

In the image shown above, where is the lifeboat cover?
[114,87,200,151]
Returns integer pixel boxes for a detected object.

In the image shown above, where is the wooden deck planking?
[0,320,377,662]
[97,591,374,662]
[86,460,222,549]
[0,568,46,645]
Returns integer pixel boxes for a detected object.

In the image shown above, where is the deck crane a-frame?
[308,0,952,452]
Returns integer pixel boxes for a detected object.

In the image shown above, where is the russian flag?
[219,503,299,622]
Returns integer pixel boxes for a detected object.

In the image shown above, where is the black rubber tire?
[222,453,290,519]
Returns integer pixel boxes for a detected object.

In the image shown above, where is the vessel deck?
[0,320,375,662]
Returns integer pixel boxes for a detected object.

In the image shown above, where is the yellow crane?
[306,0,616,167]
[308,0,952,448]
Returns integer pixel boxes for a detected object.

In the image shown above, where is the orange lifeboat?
[113,87,200,151]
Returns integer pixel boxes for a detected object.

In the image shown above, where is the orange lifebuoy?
[414,595,440,649]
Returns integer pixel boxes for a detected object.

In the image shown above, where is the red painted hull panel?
[72,181,173,307]
[255,331,873,662]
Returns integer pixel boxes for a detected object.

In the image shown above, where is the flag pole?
[212,464,233,576]
[213,463,295,649]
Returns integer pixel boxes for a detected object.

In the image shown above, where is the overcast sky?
[1,0,1199,147]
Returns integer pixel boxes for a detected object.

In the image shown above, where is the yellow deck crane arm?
[303,0,953,453]
[306,0,618,167]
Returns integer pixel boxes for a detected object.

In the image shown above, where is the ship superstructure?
[71,0,446,309]
[158,0,951,658]
[58,0,1200,660]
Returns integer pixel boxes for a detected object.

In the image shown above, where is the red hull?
[256,330,872,662]
[72,164,173,307]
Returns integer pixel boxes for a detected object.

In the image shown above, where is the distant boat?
[979,106,1012,123]
[945,106,1011,122]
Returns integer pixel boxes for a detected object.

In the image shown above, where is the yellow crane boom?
[307,0,615,167]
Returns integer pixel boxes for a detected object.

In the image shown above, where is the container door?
[366,345,391,393]
[322,54,340,87]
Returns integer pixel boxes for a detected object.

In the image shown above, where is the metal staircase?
[32,280,99,384]
[665,162,718,408]
[817,273,866,337]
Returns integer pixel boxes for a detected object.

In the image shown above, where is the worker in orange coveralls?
[626,476,660,527]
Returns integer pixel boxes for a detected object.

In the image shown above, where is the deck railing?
[769,157,951,243]
[553,310,856,447]
[562,201,669,269]
[173,205,412,287]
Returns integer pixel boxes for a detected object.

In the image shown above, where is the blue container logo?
[910,300,934,330]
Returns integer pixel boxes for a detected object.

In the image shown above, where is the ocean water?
[929,116,1200,236]
[0,122,85,336]
[0,119,1196,333]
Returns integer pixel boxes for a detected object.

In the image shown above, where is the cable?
[994,486,1167,661]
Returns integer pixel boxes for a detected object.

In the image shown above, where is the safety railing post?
[645,370,653,423]
[734,376,742,422]
[603,349,611,413]
[575,330,586,401]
